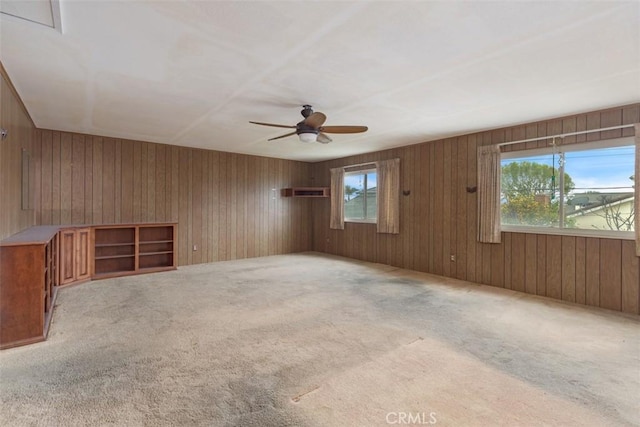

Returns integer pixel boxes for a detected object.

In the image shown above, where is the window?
[344,169,377,222]
[501,137,635,238]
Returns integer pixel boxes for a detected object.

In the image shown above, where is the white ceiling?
[1,1,639,162]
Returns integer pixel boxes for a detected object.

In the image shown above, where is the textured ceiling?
[1,1,639,162]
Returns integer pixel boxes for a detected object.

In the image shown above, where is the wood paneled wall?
[0,65,36,240]
[311,104,640,314]
[32,130,313,266]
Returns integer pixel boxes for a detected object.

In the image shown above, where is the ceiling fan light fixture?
[298,132,317,143]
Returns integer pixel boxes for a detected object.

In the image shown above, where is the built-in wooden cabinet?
[92,223,176,279]
[138,224,176,271]
[59,227,91,286]
[282,187,330,197]
[0,222,177,349]
[0,226,60,349]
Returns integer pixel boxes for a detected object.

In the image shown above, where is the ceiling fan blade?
[304,112,326,128]
[318,125,368,134]
[317,132,332,144]
[250,121,295,129]
[268,131,297,141]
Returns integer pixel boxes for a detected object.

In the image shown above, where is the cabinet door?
[75,228,91,281]
[59,228,91,285]
[59,229,76,285]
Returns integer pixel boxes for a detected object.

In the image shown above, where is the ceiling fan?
[250,105,368,144]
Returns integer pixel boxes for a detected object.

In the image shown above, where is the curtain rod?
[341,161,378,170]
[497,124,634,147]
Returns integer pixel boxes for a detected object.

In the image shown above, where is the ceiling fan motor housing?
[301,105,314,118]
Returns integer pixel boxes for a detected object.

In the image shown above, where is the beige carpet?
[0,252,638,426]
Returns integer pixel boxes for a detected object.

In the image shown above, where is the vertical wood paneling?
[33,130,42,225]
[585,238,601,307]
[503,233,512,290]
[102,138,115,223]
[140,143,149,222]
[132,142,142,221]
[524,234,537,294]
[0,70,36,239]
[52,132,61,224]
[60,133,72,224]
[432,141,444,275]
[191,150,202,265]
[71,134,85,224]
[155,144,166,221]
[24,126,313,267]
[536,235,546,296]
[561,236,576,302]
[511,233,525,292]
[621,240,639,314]
[209,151,220,261]
[455,136,468,280]
[546,235,562,300]
[146,143,155,222]
[84,136,93,224]
[404,145,417,271]
[600,239,622,311]
[575,237,586,305]
[40,131,52,225]
[114,139,122,223]
[120,141,134,223]
[490,242,504,288]
[92,137,103,224]
[466,135,478,283]
[442,142,452,276]
[178,148,190,265]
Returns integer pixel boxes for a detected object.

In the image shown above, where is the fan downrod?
[301,105,314,118]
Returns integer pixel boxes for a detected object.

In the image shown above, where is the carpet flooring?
[0,252,638,426]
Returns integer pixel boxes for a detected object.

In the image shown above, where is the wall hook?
[0,128,7,141]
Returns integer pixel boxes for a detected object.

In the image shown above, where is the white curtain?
[376,158,400,234]
[330,167,344,230]
[635,124,639,256]
[477,145,501,243]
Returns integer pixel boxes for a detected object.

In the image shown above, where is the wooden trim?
[0,61,36,128]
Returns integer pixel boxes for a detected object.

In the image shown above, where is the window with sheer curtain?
[330,159,399,234]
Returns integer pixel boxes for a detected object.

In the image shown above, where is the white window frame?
[344,167,377,224]
[500,136,635,240]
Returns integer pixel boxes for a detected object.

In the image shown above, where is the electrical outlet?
[450,255,456,262]
[193,245,198,251]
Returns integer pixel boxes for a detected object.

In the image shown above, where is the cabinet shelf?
[139,251,174,256]
[91,223,176,280]
[95,254,136,260]
[281,187,330,198]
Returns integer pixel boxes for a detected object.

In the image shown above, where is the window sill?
[501,225,634,240]
[345,219,377,225]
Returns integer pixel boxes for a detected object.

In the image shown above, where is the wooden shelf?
[95,254,136,260]
[91,223,177,280]
[281,187,330,198]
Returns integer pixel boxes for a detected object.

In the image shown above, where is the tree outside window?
[500,141,635,234]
